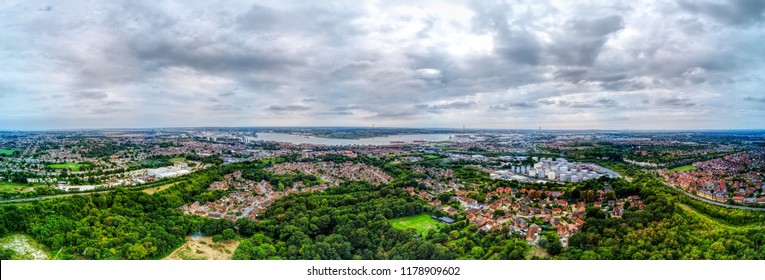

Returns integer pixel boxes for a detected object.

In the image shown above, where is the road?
[664,182,765,211]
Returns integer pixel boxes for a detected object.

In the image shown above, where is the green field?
[0,149,14,156]
[142,182,181,195]
[170,157,186,163]
[0,182,35,193]
[46,162,92,171]
[671,165,697,172]
[389,214,442,236]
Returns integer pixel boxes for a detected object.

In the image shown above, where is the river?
[254,133,455,146]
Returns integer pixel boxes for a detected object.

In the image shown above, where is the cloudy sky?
[1,0,764,130]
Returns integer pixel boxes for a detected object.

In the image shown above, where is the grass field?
[389,213,442,236]
[143,182,181,195]
[671,165,696,172]
[526,245,550,259]
[0,149,14,156]
[163,236,239,260]
[170,157,186,163]
[0,182,35,193]
[46,162,92,171]
[170,157,186,162]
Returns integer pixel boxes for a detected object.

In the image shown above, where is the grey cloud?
[744,96,765,103]
[416,101,476,112]
[590,73,629,83]
[333,105,364,111]
[490,102,539,110]
[130,38,305,75]
[571,15,625,37]
[207,104,241,111]
[555,68,589,83]
[236,4,280,31]
[318,111,354,115]
[71,91,108,100]
[602,80,647,91]
[371,110,420,119]
[677,18,707,35]
[496,29,542,66]
[538,99,556,106]
[92,107,130,114]
[657,96,696,107]
[331,61,375,80]
[103,101,123,106]
[549,15,624,66]
[267,104,311,112]
[595,98,618,106]
[679,0,765,25]
[219,91,236,97]
[551,98,618,108]
[469,1,541,65]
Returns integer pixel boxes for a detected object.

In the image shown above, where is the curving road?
[663,182,765,211]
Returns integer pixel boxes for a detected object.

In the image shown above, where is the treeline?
[426,223,531,259]
[127,155,174,169]
[185,153,224,165]
[80,142,133,158]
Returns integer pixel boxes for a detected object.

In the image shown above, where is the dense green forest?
[563,175,765,259]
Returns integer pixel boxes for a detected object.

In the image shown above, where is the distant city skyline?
[2,1,764,130]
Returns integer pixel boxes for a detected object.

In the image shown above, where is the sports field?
[46,162,93,171]
[389,213,442,236]
[671,165,696,172]
[0,182,35,193]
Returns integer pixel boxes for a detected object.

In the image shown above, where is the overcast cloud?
[1,0,763,130]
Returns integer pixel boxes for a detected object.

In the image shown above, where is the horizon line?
[2,125,765,133]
